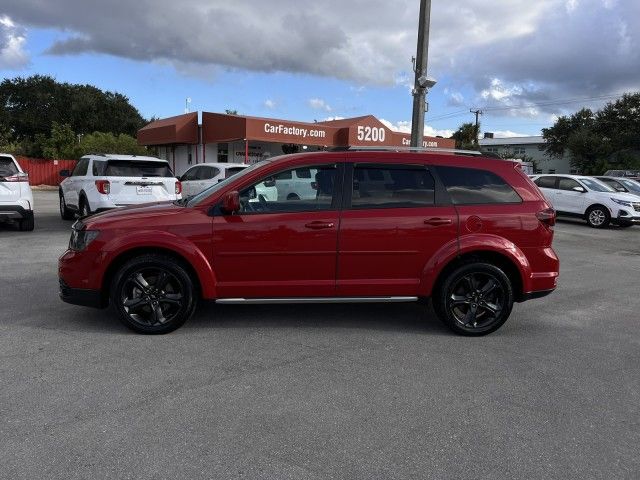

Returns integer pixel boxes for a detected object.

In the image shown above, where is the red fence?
[15,157,77,186]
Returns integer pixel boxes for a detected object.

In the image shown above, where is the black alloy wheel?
[111,254,197,334]
[434,262,514,336]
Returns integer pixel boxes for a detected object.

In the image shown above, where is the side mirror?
[573,186,586,193]
[60,169,70,177]
[221,191,240,214]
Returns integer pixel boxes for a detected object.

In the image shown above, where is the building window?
[187,144,193,165]
[513,147,526,156]
[548,169,556,174]
[485,147,498,153]
[218,143,229,163]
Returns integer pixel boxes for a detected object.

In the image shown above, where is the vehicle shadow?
[186,301,449,336]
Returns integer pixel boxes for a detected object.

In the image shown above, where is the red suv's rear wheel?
[111,254,197,334]
[434,262,514,336]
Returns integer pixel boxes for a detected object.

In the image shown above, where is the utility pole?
[410,0,435,148]
[470,109,483,145]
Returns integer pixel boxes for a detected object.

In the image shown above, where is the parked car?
[179,162,247,197]
[179,162,277,201]
[603,169,640,180]
[0,153,34,231]
[531,174,640,228]
[595,176,640,198]
[59,150,559,336]
[59,154,182,219]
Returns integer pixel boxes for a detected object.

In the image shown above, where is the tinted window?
[275,170,292,180]
[534,176,557,189]
[72,159,89,176]
[104,160,173,177]
[181,166,199,181]
[295,168,312,179]
[92,160,107,176]
[352,165,435,209]
[558,177,582,191]
[0,156,19,176]
[198,166,219,180]
[436,166,522,204]
[238,165,337,214]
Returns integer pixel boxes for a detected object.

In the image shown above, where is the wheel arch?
[421,235,530,301]
[99,239,217,306]
[583,203,610,218]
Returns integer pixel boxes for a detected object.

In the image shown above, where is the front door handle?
[424,218,452,226]
[305,221,335,230]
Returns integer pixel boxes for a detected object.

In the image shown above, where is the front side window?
[198,166,219,180]
[558,177,582,191]
[436,166,522,204]
[181,166,200,181]
[238,164,337,214]
[619,179,640,193]
[351,165,435,209]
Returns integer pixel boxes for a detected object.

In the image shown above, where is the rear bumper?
[0,205,33,220]
[59,278,104,308]
[517,288,555,303]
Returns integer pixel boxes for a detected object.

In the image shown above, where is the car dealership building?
[137,112,456,175]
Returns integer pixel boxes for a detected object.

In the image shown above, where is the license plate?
[136,186,152,195]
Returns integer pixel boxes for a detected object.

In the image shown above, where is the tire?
[433,262,514,336]
[586,205,610,229]
[18,212,35,231]
[79,195,92,217]
[110,254,197,334]
[59,192,74,220]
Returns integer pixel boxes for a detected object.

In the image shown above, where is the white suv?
[179,162,247,197]
[0,153,34,231]
[59,154,181,219]
[531,174,640,228]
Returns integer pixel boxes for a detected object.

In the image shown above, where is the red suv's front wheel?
[434,262,514,336]
[111,254,197,334]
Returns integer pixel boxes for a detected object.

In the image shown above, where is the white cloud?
[379,118,453,138]
[264,99,276,109]
[308,98,332,112]
[0,15,29,69]
[489,130,532,138]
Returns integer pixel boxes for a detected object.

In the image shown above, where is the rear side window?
[535,176,557,189]
[352,165,435,208]
[104,160,173,177]
[435,166,522,204]
[0,156,19,176]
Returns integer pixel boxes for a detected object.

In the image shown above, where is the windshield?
[579,178,615,192]
[619,178,640,192]
[93,160,174,177]
[188,161,270,206]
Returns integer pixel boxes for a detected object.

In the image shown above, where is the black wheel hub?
[121,268,184,327]
[448,272,505,330]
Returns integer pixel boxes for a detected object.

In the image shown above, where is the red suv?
[59,151,559,335]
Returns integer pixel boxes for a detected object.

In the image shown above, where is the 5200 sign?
[356,126,386,143]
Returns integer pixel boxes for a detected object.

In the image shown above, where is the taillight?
[175,181,182,195]
[95,180,110,194]
[3,173,29,182]
[536,208,556,227]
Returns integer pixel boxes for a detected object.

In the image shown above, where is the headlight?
[69,222,100,251]
[611,198,632,207]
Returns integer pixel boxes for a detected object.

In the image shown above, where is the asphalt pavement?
[1,191,638,479]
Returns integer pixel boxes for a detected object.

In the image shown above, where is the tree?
[542,93,640,173]
[42,122,77,159]
[224,109,238,115]
[0,75,147,156]
[450,122,479,150]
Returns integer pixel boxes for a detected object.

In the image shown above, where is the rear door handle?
[305,221,335,230]
[424,218,452,226]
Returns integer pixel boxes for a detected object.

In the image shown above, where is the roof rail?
[330,146,483,156]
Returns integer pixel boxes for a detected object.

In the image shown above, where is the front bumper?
[59,278,104,308]
[0,205,32,220]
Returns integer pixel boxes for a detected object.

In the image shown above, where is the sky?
[1,0,639,139]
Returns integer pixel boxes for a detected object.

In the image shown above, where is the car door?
[556,177,586,214]
[211,162,343,298]
[533,176,559,208]
[63,158,89,208]
[196,166,219,193]
[337,162,458,297]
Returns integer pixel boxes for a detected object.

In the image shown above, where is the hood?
[599,191,640,203]
[82,201,185,228]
